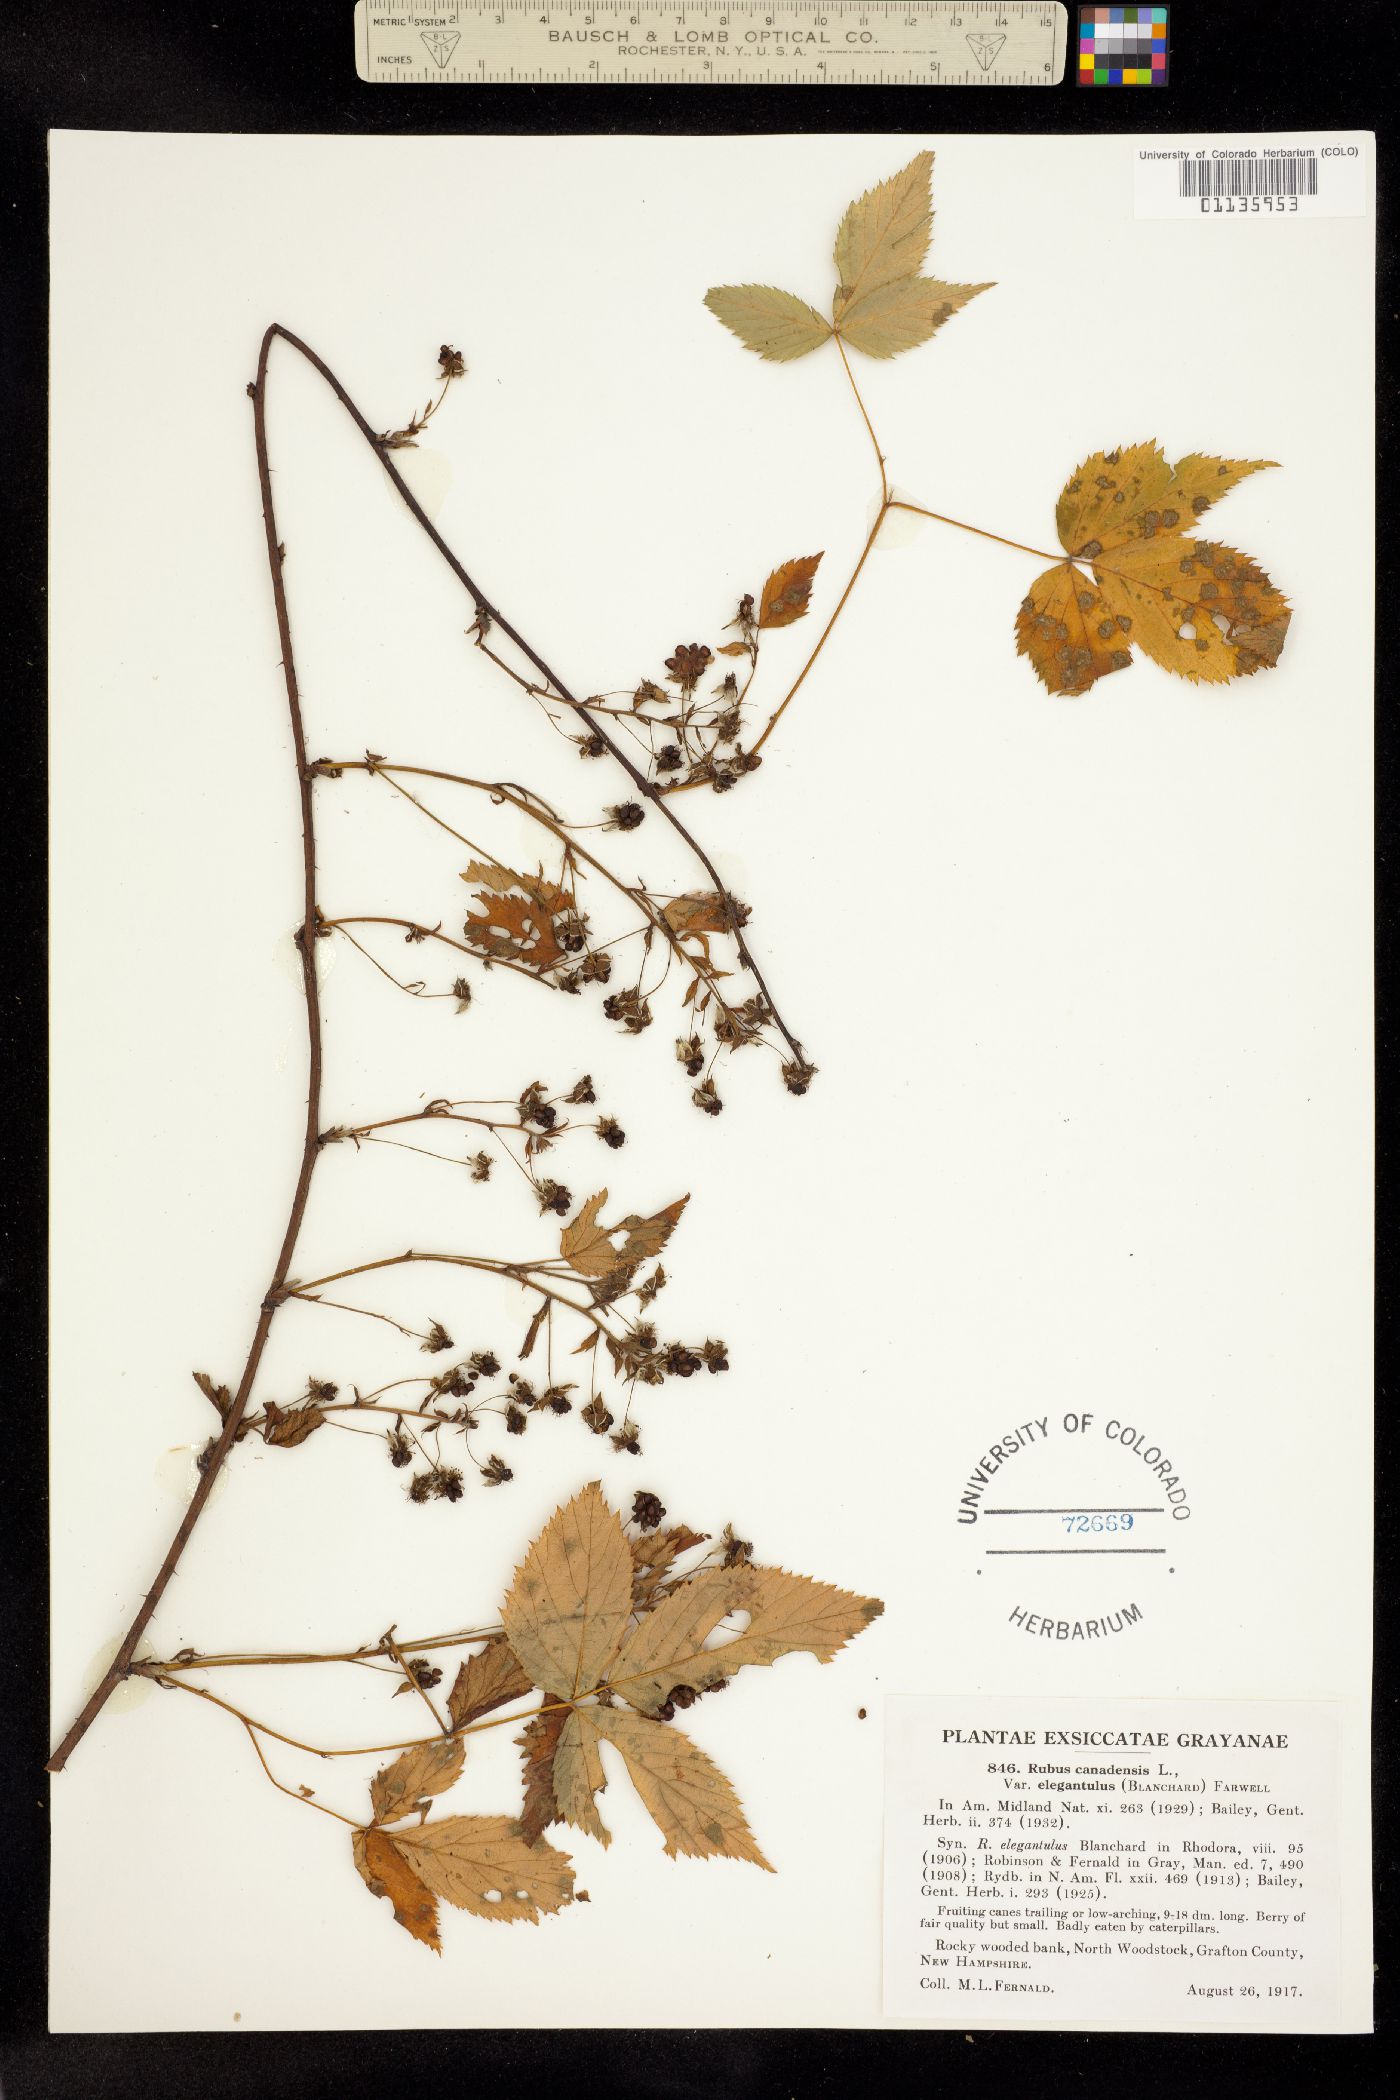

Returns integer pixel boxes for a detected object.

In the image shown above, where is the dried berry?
[692,1079,723,1116]
[518,1082,556,1130]
[597,1116,626,1149]
[631,1490,666,1532]
[605,802,645,832]
[603,988,653,1035]
[664,643,713,691]
[437,344,466,380]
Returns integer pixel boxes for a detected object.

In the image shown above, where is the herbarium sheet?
[49,130,1374,2031]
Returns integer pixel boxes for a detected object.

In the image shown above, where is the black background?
[1,2,1393,2093]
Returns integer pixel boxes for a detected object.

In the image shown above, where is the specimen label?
[884,1696,1356,2031]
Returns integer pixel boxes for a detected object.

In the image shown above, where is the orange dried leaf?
[1021,444,1290,695]
[1097,538,1290,685]
[759,554,823,630]
[1016,562,1133,699]
[352,1824,441,1953]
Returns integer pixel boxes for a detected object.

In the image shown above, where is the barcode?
[1178,156,1318,199]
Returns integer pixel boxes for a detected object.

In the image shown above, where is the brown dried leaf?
[192,1370,231,1420]
[559,1189,614,1279]
[662,892,736,938]
[560,1190,688,1282]
[702,284,831,363]
[370,1734,466,1825]
[551,1707,612,1847]
[517,1703,568,1844]
[630,1524,709,1607]
[261,1402,326,1448]
[616,1194,689,1268]
[352,1825,441,1953]
[759,554,823,630]
[392,1814,575,1924]
[520,1298,548,1361]
[459,861,573,973]
[591,1705,772,1869]
[447,1636,534,1731]
[501,1480,634,1700]
[608,1563,884,1714]
[833,150,935,310]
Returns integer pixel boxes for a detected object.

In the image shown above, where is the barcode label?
[1178,154,1318,199]
[1135,133,1370,221]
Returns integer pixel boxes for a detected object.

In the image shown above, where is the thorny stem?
[46,318,806,1775]
[46,325,324,1773]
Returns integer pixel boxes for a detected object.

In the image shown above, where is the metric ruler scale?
[355,2,1068,87]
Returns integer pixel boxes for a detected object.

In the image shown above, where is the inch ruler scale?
[355,2,1068,87]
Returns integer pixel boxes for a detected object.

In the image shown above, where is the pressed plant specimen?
[48,150,1289,1948]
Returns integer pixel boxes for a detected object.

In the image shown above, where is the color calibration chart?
[1078,5,1168,85]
